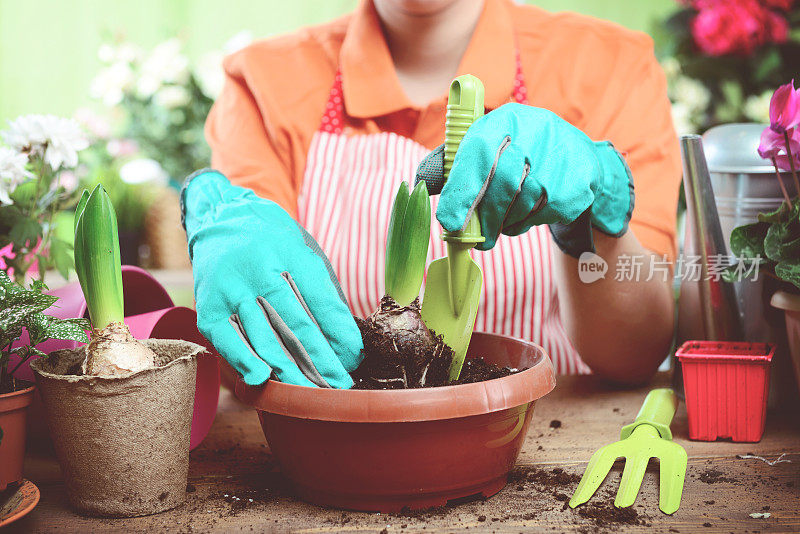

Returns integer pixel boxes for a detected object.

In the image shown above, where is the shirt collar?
[340,0,516,119]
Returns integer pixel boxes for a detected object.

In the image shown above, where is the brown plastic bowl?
[235,332,555,512]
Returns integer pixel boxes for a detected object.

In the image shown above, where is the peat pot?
[236,332,556,512]
[0,385,35,491]
[31,339,203,517]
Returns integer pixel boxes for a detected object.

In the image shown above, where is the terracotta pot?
[0,386,35,491]
[771,290,800,402]
[236,332,555,512]
[31,339,203,517]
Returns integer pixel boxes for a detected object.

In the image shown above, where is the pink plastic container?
[676,340,774,442]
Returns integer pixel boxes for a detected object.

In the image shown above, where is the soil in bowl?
[351,316,521,389]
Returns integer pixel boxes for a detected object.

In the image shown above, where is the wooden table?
[10,373,800,533]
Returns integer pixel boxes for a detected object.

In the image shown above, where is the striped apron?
[298,54,588,374]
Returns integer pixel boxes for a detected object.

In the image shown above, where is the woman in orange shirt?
[181,0,680,388]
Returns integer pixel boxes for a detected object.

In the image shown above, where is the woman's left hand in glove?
[415,103,635,257]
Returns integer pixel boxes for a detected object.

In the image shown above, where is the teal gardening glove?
[416,103,634,257]
[181,170,362,388]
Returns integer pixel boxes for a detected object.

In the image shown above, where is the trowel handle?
[620,388,679,441]
[443,75,484,245]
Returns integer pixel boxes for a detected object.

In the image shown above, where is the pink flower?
[758,126,800,169]
[768,81,800,133]
[691,0,789,56]
[758,127,787,159]
[775,151,800,172]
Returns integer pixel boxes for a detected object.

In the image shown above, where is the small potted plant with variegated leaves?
[30,184,205,517]
[0,272,89,492]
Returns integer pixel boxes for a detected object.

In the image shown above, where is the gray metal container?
[701,123,796,342]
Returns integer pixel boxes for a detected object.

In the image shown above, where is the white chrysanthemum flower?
[1,115,89,171]
[196,30,254,99]
[743,91,772,123]
[672,75,710,115]
[90,61,136,107]
[154,85,191,109]
[119,158,169,185]
[136,38,190,99]
[0,146,32,205]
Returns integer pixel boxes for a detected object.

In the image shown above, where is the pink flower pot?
[676,340,774,442]
[9,265,220,450]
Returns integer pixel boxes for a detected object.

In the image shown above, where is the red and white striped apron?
[298,53,588,374]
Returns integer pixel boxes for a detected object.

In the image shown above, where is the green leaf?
[764,215,800,262]
[729,222,768,258]
[24,314,89,347]
[775,260,800,291]
[758,201,796,224]
[73,189,90,291]
[384,181,431,306]
[49,237,74,280]
[9,218,42,248]
[384,182,410,301]
[74,184,124,329]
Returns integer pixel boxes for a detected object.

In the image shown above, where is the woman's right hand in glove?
[181,169,363,388]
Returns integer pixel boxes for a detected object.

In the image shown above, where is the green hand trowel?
[569,388,688,515]
[422,74,485,381]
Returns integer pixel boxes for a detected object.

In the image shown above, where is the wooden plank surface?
[9,373,800,533]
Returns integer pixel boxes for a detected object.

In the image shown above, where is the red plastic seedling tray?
[676,341,774,442]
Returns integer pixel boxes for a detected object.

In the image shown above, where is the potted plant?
[30,185,205,517]
[236,181,557,512]
[0,271,90,491]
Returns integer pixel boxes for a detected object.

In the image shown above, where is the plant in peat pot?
[29,183,204,517]
[0,271,89,491]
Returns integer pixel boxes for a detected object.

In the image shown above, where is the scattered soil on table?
[577,501,650,528]
[550,419,562,429]
[699,468,738,484]
[351,315,521,389]
[509,466,582,489]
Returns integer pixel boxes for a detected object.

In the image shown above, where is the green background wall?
[0,0,676,122]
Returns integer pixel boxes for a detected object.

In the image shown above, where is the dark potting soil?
[351,316,520,389]
[0,378,33,396]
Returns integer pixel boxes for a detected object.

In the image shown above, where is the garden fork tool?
[569,388,688,515]
[421,74,485,381]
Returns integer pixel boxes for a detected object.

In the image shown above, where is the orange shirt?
[206,0,681,260]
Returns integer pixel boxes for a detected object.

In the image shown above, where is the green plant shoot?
[74,184,124,330]
[384,181,431,306]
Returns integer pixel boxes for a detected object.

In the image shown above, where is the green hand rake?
[569,388,688,515]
